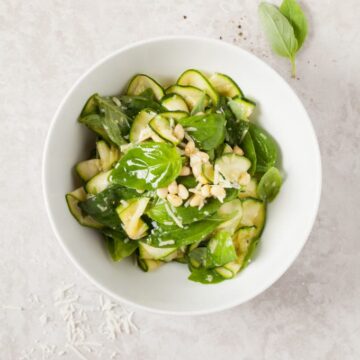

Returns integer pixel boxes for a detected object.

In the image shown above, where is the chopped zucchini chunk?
[85,170,112,195]
[166,85,210,110]
[149,115,179,144]
[76,159,102,181]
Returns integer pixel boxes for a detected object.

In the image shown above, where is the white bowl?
[43,36,321,315]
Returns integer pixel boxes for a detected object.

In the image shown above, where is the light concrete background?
[1,0,359,359]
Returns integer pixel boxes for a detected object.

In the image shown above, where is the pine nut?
[167,194,183,207]
[167,181,178,194]
[177,184,189,200]
[197,151,210,163]
[179,166,191,176]
[185,140,196,156]
[156,188,168,199]
[189,194,203,207]
[174,124,185,141]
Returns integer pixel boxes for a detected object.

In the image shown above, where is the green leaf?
[103,228,138,261]
[147,188,239,226]
[257,167,282,202]
[188,247,214,269]
[95,95,130,146]
[280,0,308,50]
[110,142,182,190]
[188,267,226,284]
[248,123,278,173]
[118,92,165,118]
[146,216,228,248]
[177,175,198,189]
[178,113,226,151]
[258,2,298,76]
[79,186,140,229]
[78,95,131,145]
[208,231,237,266]
[242,132,257,175]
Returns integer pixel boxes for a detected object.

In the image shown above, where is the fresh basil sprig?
[259,0,308,77]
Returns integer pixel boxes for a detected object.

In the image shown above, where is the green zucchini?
[65,187,103,229]
[239,198,266,238]
[239,178,258,199]
[149,115,179,144]
[85,170,112,195]
[160,111,189,120]
[228,96,256,120]
[129,108,157,143]
[96,140,120,170]
[161,93,189,112]
[138,258,164,272]
[166,85,210,110]
[177,69,219,105]
[127,74,164,100]
[215,154,251,183]
[116,198,149,239]
[139,242,178,260]
[75,159,102,181]
[209,73,243,98]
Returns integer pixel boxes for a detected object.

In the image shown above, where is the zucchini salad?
[66,69,282,284]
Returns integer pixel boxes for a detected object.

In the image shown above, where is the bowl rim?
[42,35,322,316]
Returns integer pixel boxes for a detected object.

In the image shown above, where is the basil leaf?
[216,96,248,146]
[103,228,138,262]
[177,175,198,188]
[147,188,238,226]
[96,96,130,146]
[78,95,131,145]
[242,132,257,175]
[178,113,226,151]
[257,167,282,202]
[188,267,225,284]
[188,248,214,269]
[110,142,182,190]
[258,2,298,76]
[208,231,237,267]
[146,216,227,248]
[248,123,278,173]
[118,93,165,118]
[79,186,140,229]
[280,0,308,50]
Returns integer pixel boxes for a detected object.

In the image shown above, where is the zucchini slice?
[177,69,219,105]
[239,198,266,238]
[75,159,102,181]
[228,96,256,120]
[116,198,149,239]
[217,199,243,234]
[161,93,189,112]
[96,140,120,171]
[239,178,258,199]
[138,258,164,272]
[160,111,189,120]
[149,115,179,144]
[127,74,164,100]
[85,170,112,195]
[233,226,258,267]
[215,154,251,183]
[139,242,177,260]
[80,94,98,117]
[129,109,157,143]
[214,266,233,279]
[209,73,243,98]
[166,85,210,111]
[66,187,103,228]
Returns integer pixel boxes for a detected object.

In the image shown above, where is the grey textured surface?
[1,0,359,359]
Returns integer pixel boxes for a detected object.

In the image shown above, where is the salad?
[66,69,282,284]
